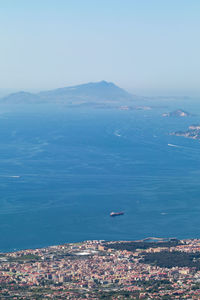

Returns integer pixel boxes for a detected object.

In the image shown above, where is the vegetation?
[105,240,181,252]
[98,290,140,299]
[8,254,40,262]
[142,251,200,269]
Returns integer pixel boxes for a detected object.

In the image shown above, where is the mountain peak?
[98,80,113,85]
[38,81,134,102]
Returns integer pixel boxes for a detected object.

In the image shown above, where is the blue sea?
[1,100,200,252]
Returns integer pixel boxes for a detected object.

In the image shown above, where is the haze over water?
[0,100,200,252]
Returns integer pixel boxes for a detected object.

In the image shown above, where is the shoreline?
[0,236,181,254]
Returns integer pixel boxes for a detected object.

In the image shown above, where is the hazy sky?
[1,0,200,95]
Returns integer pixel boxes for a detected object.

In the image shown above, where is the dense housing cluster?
[0,239,200,299]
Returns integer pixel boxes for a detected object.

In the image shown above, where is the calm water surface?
[0,103,200,251]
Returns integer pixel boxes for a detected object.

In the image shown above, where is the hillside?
[0,81,136,105]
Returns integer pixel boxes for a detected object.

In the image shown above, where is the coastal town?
[0,239,200,299]
[170,124,200,140]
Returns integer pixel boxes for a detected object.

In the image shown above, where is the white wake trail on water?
[168,143,180,148]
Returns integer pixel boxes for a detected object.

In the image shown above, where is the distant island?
[0,81,141,107]
[162,109,192,117]
[170,124,200,140]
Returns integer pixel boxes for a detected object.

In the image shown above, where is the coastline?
[0,236,184,254]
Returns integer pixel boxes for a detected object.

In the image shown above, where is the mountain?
[38,81,134,103]
[1,91,41,104]
[0,81,135,105]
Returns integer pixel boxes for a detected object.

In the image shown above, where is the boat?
[110,212,124,217]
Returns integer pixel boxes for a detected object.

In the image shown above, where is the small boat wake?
[168,143,179,148]
[110,211,124,217]
[114,130,121,137]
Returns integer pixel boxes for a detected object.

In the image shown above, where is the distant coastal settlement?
[170,125,200,140]
[162,109,192,117]
[1,239,200,299]
[161,109,200,141]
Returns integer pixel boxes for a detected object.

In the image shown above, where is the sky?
[1,0,200,96]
